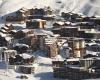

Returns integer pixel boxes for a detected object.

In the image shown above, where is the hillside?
[0,0,100,16]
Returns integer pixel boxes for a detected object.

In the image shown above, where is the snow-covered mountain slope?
[0,0,100,16]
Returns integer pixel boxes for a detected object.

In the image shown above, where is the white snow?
[13,43,29,48]
[67,58,80,62]
[0,32,6,37]
[1,0,100,16]
[5,37,12,41]
[53,55,64,61]
[20,53,32,59]
[34,56,64,80]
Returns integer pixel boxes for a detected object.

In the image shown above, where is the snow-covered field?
[1,0,100,16]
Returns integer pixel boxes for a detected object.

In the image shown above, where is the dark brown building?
[26,19,46,29]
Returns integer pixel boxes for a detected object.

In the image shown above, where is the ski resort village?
[1,0,100,80]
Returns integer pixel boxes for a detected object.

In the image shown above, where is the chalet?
[75,22,95,29]
[61,12,81,22]
[9,53,35,74]
[5,23,14,30]
[0,34,13,47]
[29,8,45,18]
[42,15,55,21]
[13,29,34,39]
[17,65,35,74]
[45,37,59,58]
[53,21,65,28]
[44,7,53,15]
[68,38,86,58]
[1,24,14,33]
[16,7,29,19]
[85,30,100,39]
[87,43,100,52]
[60,27,79,37]
[33,29,52,50]
[26,19,46,29]
[80,58,100,70]
[13,30,25,39]
[18,34,39,50]
[77,29,100,39]
[90,16,100,29]
[76,17,91,22]
[28,7,53,20]
[13,43,29,54]
[52,57,100,79]
[0,29,8,34]
[9,53,35,65]
[52,24,79,37]
[61,12,71,20]
[52,28,61,34]
[52,21,71,31]
[33,29,60,53]
[6,8,29,23]
[1,27,10,32]
[6,16,26,23]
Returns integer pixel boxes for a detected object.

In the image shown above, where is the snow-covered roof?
[0,47,7,50]
[55,21,65,26]
[18,9,25,13]
[30,19,46,22]
[5,37,12,41]
[3,27,9,30]
[19,63,39,68]
[67,58,80,62]
[80,57,100,60]
[13,43,29,48]
[20,53,32,59]
[34,29,53,36]
[58,39,67,47]
[53,34,60,37]
[4,50,17,54]
[5,23,12,26]
[27,34,35,37]
[0,32,6,37]
[63,43,68,47]
[21,29,33,33]
[52,55,64,61]
[1,29,7,33]
[86,42,99,46]
[21,7,28,11]
[86,50,100,56]
[45,37,57,44]
[65,21,71,25]
[11,30,17,33]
